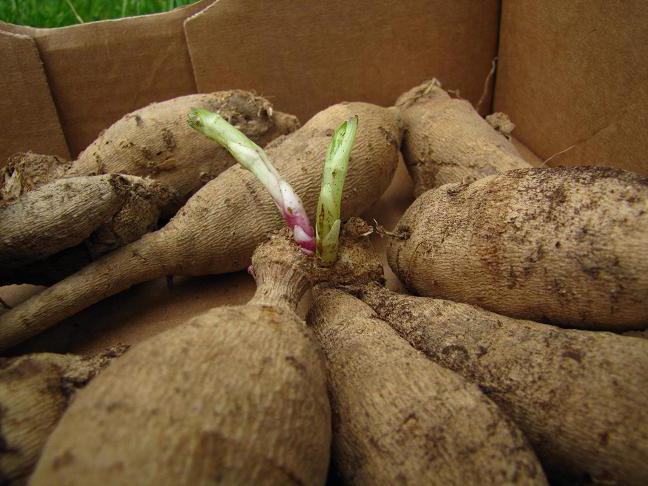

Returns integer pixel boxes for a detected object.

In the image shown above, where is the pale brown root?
[0,153,71,204]
[0,102,400,351]
[308,287,546,485]
[1,92,297,205]
[395,79,528,195]
[388,167,648,329]
[476,56,498,113]
[0,92,294,285]
[357,283,648,484]
[31,238,330,485]
[0,345,128,484]
[541,143,577,166]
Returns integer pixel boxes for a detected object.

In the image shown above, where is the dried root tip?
[272,111,301,134]
[217,91,274,136]
[394,79,449,109]
[372,219,410,240]
[86,175,179,257]
[486,112,516,138]
[1,152,71,204]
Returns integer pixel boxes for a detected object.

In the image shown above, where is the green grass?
[0,0,199,28]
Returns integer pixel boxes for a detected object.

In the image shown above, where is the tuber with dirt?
[0,91,298,285]
[1,91,299,205]
[308,283,546,485]
[30,232,332,485]
[387,166,648,329]
[395,79,530,196]
[355,283,648,484]
[0,174,176,285]
[291,119,546,484]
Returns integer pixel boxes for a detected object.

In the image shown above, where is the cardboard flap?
[20,0,213,157]
[495,1,648,174]
[185,0,500,121]
[0,29,69,164]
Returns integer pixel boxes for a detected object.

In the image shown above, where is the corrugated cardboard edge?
[494,0,648,175]
[0,28,69,164]
[3,0,215,157]
[184,0,501,122]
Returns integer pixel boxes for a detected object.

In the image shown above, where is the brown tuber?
[308,286,546,485]
[356,283,648,484]
[388,166,648,330]
[0,91,298,285]
[31,231,330,485]
[0,174,176,285]
[1,91,299,205]
[395,79,530,196]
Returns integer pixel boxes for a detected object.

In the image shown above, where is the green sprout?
[316,115,358,265]
[188,109,315,254]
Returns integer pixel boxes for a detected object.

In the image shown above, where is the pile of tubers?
[1,80,646,485]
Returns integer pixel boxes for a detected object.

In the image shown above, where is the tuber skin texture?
[0,91,299,205]
[395,79,530,196]
[388,166,648,330]
[0,102,400,351]
[0,345,128,485]
[30,232,330,485]
[0,174,177,284]
[355,283,648,485]
[307,286,546,485]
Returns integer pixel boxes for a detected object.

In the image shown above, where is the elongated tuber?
[1,91,299,205]
[356,283,648,484]
[0,175,176,284]
[308,286,546,484]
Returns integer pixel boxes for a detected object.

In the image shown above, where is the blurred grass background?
[0,0,199,28]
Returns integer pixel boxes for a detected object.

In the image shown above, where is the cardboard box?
[0,0,643,355]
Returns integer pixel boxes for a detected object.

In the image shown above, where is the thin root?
[541,144,577,166]
[373,219,408,240]
[476,56,498,113]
